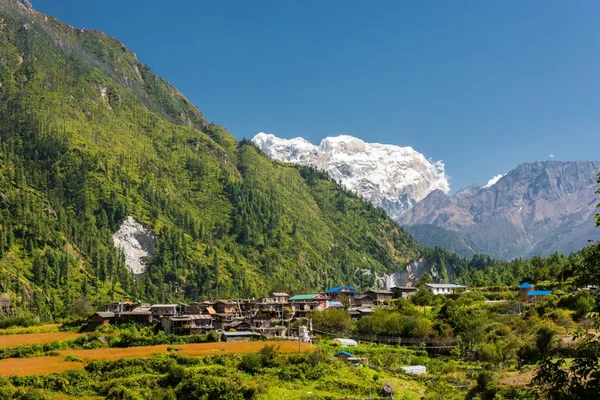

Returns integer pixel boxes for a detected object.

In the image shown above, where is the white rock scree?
[112,216,157,274]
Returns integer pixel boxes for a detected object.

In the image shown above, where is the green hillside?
[0,0,421,319]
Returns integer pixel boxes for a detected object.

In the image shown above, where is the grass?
[0,340,312,376]
[0,332,83,348]
[0,324,61,336]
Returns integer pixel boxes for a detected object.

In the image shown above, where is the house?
[214,313,236,329]
[425,283,465,295]
[150,304,178,318]
[254,325,287,339]
[325,285,358,301]
[364,290,394,305]
[87,312,115,328]
[526,290,552,303]
[214,300,236,314]
[352,295,373,308]
[390,286,418,299]
[518,282,534,301]
[518,283,552,303]
[116,305,152,325]
[270,292,289,303]
[289,294,328,316]
[162,314,213,335]
[225,319,254,331]
[221,331,261,342]
[326,301,345,309]
[104,301,139,314]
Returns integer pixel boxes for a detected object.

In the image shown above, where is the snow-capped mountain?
[252,133,450,219]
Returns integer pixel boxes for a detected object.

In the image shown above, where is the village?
[85,281,555,343]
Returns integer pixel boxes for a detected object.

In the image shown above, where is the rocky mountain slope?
[252,133,449,220]
[400,161,600,260]
[0,0,424,318]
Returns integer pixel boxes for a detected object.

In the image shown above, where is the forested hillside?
[0,0,421,319]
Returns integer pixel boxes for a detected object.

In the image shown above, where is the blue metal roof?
[326,285,357,293]
[519,283,533,289]
[527,290,552,296]
[334,351,353,357]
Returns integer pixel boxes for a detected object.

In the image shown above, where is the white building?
[425,283,465,295]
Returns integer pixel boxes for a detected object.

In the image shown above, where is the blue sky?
[34,1,600,191]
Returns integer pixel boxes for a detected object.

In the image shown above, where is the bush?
[63,354,83,362]
[238,353,261,374]
[0,316,39,330]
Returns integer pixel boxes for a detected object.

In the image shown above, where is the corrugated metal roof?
[93,312,115,318]
[271,292,289,297]
[150,304,178,308]
[289,294,324,301]
[222,331,260,337]
[527,290,552,296]
[519,283,533,289]
[326,285,357,293]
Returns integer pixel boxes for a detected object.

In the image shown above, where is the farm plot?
[56,340,312,361]
[0,331,82,347]
[0,340,312,376]
[0,356,84,377]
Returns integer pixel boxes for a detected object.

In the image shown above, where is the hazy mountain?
[400,161,600,259]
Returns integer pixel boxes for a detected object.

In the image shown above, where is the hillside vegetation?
[0,0,420,319]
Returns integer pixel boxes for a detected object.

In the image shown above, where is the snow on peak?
[251,133,450,219]
[483,174,505,188]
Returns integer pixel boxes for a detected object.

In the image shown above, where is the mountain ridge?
[0,0,423,318]
[400,160,600,259]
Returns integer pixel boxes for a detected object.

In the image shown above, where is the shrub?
[63,354,83,362]
[238,353,261,374]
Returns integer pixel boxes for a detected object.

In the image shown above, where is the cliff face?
[401,161,600,260]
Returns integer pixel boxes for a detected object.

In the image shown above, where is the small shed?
[221,331,261,342]
[401,365,426,375]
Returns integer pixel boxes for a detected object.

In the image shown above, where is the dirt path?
[0,340,312,376]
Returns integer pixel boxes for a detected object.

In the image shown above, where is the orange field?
[0,332,82,348]
[0,357,84,377]
[0,340,312,377]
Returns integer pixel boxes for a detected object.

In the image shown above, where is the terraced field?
[0,340,312,377]
[0,331,83,347]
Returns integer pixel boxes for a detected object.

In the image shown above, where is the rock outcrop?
[112,217,156,274]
